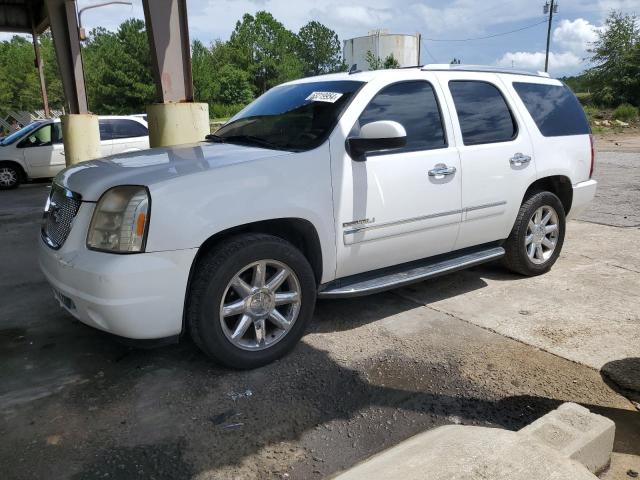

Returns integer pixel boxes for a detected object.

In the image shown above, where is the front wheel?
[187,234,317,369]
[0,163,21,190]
[503,191,566,276]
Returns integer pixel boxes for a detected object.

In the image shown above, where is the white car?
[39,65,597,368]
[0,115,149,189]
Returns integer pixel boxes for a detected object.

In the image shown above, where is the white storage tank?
[343,30,421,71]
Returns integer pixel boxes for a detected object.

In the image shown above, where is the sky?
[2,0,639,76]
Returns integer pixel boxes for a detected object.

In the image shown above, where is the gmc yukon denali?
[39,65,597,368]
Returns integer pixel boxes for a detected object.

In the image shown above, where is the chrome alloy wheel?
[525,205,559,265]
[219,260,302,351]
[0,167,17,187]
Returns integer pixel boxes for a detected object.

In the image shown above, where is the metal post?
[142,0,194,103]
[31,32,50,118]
[45,0,88,114]
[544,0,555,73]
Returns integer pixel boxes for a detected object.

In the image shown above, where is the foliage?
[83,19,155,114]
[0,12,345,118]
[586,11,640,107]
[297,21,345,76]
[574,92,593,106]
[612,103,638,121]
[228,11,304,94]
[0,35,64,115]
[365,50,400,70]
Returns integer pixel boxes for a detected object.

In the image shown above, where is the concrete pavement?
[0,150,638,479]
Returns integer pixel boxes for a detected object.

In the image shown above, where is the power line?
[422,18,548,42]
[420,39,439,63]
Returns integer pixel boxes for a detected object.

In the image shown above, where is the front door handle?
[510,153,531,167]
[428,164,457,177]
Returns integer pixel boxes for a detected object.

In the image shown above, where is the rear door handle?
[428,164,457,177]
[510,153,531,167]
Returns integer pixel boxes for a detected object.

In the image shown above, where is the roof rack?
[421,64,551,78]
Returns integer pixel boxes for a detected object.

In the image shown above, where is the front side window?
[354,81,447,154]
[449,80,517,145]
[214,80,364,152]
[513,82,590,137]
[2,121,44,146]
[19,123,61,148]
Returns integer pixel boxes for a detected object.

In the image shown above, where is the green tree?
[228,11,304,94]
[83,19,155,114]
[365,50,400,70]
[587,11,640,106]
[297,21,345,76]
[0,36,43,115]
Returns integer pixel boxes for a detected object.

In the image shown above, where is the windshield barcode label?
[306,92,343,103]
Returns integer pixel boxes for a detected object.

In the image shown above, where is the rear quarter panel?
[499,76,592,185]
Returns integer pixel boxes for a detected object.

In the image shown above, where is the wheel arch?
[181,218,324,335]
[0,160,27,182]
[524,175,573,215]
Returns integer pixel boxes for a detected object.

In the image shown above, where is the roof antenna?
[348,64,361,75]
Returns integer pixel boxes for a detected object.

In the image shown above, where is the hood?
[55,142,290,201]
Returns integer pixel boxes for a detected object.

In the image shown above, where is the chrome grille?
[42,184,82,249]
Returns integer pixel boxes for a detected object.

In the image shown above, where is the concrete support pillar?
[61,114,101,165]
[147,103,209,148]
[142,0,209,148]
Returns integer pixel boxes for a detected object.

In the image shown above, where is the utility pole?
[544,0,558,72]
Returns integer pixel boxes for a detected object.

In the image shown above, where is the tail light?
[589,134,595,178]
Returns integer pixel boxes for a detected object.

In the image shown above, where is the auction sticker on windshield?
[306,92,343,103]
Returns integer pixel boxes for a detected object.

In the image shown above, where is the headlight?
[87,186,150,253]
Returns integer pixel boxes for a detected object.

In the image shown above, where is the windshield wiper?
[217,135,283,150]
[204,133,225,143]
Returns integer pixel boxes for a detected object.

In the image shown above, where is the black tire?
[0,162,22,190]
[187,234,317,369]
[503,191,566,276]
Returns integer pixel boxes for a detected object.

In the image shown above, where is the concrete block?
[519,402,615,474]
[334,403,615,480]
[333,424,596,480]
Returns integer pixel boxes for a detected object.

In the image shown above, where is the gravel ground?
[0,152,638,479]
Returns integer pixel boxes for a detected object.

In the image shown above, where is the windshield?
[213,80,364,151]
[0,121,45,146]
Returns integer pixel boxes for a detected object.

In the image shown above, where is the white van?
[0,115,149,189]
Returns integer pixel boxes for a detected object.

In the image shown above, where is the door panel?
[330,78,462,279]
[22,123,65,178]
[437,73,538,249]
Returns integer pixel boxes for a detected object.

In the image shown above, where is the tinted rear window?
[99,119,148,140]
[513,82,590,137]
[449,81,517,145]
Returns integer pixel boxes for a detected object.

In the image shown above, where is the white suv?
[39,65,597,368]
[0,115,149,189]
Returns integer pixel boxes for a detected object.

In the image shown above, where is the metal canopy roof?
[0,0,49,34]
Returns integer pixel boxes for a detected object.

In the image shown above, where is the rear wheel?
[0,163,21,189]
[187,234,316,369]
[503,191,566,276]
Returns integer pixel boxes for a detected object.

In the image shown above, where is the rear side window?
[355,80,447,154]
[513,82,590,137]
[449,80,517,145]
[99,119,148,140]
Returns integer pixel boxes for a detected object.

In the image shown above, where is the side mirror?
[346,120,407,161]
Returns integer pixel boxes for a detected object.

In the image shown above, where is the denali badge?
[343,218,375,228]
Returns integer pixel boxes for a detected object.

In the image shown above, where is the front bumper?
[39,202,198,339]
[567,179,598,220]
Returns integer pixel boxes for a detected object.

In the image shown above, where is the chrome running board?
[317,246,505,299]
